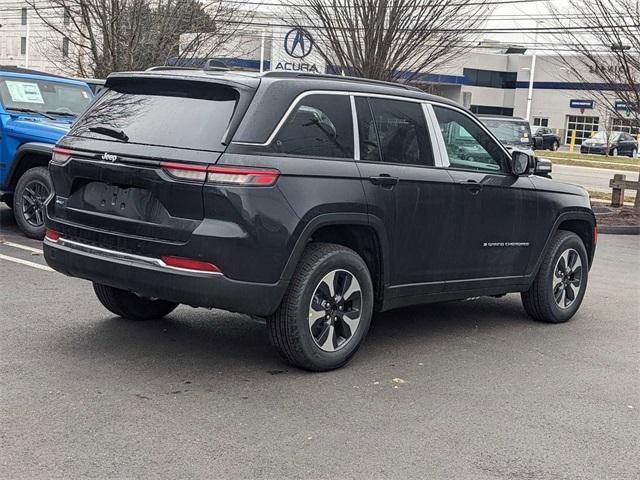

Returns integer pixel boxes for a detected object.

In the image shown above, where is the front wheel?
[521,231,588,323]
[13,167,51,239]
[611,147,619,157]
[551,140,559,151]
[630,148,637,158]
[93,283,178,320]
[268,243,374,371]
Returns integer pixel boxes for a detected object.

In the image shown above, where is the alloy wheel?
[552,248,583,309]
[21,179,49,227]
[308,269,362,352]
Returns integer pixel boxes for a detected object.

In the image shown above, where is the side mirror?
[533,136,543,149]
[534,157,553,177]
[510,150,533,175]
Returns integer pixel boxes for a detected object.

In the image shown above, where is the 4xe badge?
[101,152,117,163]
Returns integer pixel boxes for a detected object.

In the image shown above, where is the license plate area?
[71,181,170,223]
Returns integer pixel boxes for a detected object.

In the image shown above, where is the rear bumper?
[43,237,287,316]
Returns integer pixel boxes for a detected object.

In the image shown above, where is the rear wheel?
[268,243,373,371]
[93,283,178,320]
[551,140,559,151]
[521,231,588,323]
[13,167,51,239]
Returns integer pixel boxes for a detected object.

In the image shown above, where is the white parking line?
[0,240,43,254]
[0,253,53,272]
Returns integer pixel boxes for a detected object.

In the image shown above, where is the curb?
[598,225,640,235]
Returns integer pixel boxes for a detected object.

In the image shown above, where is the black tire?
[13,166,51,239]
[630,148,637,158]
[268,243,374,371]
[611,147,619,157]
[93,283,178,320]
[521,231,588,323]
[551,141,559,151]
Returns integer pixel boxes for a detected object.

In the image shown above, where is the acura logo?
[101,152,117,162]
[284,28,314,59]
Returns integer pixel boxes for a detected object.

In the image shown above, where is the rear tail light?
[160,162,208,182]
[45,230,60,241]
[50,147,72,166]
[593,225,598,245]
[160,256,221,273]
[160,162,279,186]
[206,166,279,186]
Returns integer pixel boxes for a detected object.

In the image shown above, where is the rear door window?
[272,94,354,158]
[71,79,238,152]
[368,97,433,166]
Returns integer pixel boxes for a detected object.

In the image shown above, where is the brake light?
[50,147,72,166]
[160,256,221,273]
[160,162,208,182]
[206,165,279,186]
[593,225,598,244]
[45,230,60,241]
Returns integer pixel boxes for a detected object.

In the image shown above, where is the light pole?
[524,20,543,122]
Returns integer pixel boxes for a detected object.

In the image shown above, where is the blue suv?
[0,67,93,238]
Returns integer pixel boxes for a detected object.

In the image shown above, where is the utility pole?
[525,20,543,122]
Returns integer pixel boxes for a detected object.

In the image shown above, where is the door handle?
[458,179,483,194]
[369,174,399,187]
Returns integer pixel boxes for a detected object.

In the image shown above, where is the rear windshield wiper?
[88,126,129,142]
[44,110,76,117]
[5,107,55,120]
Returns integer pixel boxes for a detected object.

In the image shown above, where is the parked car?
[580,131,638,157]
[44,70,596,371]
[0,66,93,238]
[531,125,561,151]
[479,115,533,150]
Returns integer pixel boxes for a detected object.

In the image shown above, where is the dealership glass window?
[433,105,508,173]
[367,97,433,166]
[20,37,26,55]
[463,68,517,89]
[533,117,549,127]
[612,118,640,136]
[565,115,599,145]
[62,37,69,57]
[21,7,27,25]
[273,94,354,158]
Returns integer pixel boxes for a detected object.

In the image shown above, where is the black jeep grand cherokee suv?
[44,70,596,371]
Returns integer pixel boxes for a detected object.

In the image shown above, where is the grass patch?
[540,151,639,172]
[588,190,636,204]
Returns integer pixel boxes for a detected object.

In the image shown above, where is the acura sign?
[271,28,325,74]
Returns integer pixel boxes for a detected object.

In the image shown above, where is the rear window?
[70,79,238,151]
[483,119,531,144]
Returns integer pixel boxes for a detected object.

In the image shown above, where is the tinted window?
[483,119,531,144]
[433,106,508,173]
[368,98,433,166]
[71,79,237,151]
[0,77,92,116]
[273,94,353,158]
[354,97,381,162]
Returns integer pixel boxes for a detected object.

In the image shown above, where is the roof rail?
[261,71,424,92]
[145,65,200,71]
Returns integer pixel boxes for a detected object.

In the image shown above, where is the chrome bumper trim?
[44,236,222,275]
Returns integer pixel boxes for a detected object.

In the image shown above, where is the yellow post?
[569,130,577,153]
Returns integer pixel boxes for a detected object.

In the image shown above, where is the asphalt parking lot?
[1,204,638,479]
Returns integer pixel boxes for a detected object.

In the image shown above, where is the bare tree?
[548,0,639,208]
[27,0,253,78]
[284,0,493,83]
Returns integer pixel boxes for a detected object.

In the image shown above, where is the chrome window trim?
[232,89,430,148]
[423,103,448,168]
[350,95,360,161]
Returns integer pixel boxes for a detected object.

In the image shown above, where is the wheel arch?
[5,143,53,189]
[280,213,389,311]
[532,210,596,280]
